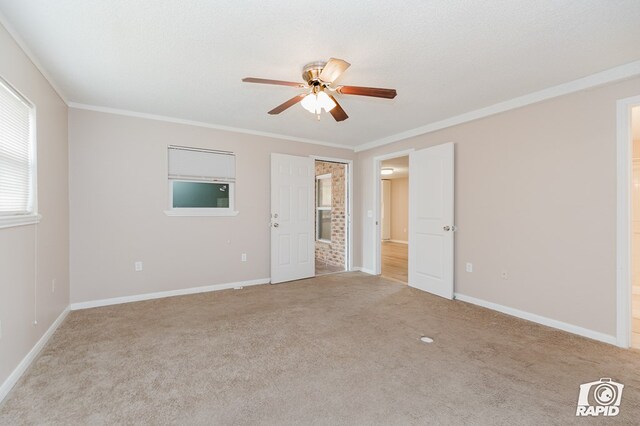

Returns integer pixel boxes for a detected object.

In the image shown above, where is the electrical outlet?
[241,253,247,262]
[501,270,508,280]
[465,263,473,273]
[135,261,143,272]
[51,279,56,293]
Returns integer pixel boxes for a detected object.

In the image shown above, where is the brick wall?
[315,161,346,269]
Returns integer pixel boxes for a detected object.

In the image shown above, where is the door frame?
[372,149,415,275]
[616,94,640,348]
[310,155,354,272]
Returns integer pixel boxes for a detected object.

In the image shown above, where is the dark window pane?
[172,181,229,208]
[318,210,331,241]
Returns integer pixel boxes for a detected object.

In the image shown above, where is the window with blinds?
[166,145,237,216]
[0,78,35,218]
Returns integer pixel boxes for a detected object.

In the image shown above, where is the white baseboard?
[70,278,270,310]
[388,240,408,244]
[454,293,617,346]
[0,307,70,403]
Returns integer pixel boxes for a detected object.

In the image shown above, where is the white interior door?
[409,143,454,299]
[271,153,315,284]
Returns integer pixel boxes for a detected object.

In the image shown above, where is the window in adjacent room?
[0,77,38,228]
[316,173,331,242]
[165,145,237,216]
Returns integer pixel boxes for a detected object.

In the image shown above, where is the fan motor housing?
[302,61,327,84]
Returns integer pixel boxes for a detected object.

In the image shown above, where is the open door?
[271,153,315,284]
[409,143,455,299]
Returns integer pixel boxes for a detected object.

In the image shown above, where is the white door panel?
[271,153,315,283]
[409,143,454,299]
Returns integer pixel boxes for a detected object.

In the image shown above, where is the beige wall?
[68,109,354,303]
[355,77,640,337]
[389,178,408,242]
[0,24,69,387]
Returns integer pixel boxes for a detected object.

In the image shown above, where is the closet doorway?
[380,156,409,283]
[314,157,352,276]
[373,143,455,300]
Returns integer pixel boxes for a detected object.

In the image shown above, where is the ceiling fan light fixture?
[317,90,336,112]
[381,168,394,175]
[301,90,336,115]
[301,92,317,113]
[242,57,395,121]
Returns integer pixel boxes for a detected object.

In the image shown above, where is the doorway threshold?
[315,263,346,276]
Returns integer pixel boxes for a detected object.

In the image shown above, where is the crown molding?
[0,12,68,104]
[68,102,354,151]
[354,60,640,152]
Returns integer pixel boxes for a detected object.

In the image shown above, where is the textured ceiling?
[1,1,640,148]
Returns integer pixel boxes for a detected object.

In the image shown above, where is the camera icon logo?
[576,378,624,417]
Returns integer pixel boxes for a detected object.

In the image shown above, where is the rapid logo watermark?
[576,378,624,417]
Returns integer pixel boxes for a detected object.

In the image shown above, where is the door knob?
[443,226,451,231]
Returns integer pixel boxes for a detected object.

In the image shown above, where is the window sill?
[164,209,239,217]
[317,239,332,244]
[0,214,42,229]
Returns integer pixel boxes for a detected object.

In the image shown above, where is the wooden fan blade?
[268,94,306,115]
[336,85,397,99]
[319,58,351,83]
[328,95,348,122]
[243,77,305,87]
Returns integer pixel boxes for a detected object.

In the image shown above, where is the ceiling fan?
[242,58,397,122]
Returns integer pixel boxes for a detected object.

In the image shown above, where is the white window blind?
[0,78,34,216]
[168,146,235,182]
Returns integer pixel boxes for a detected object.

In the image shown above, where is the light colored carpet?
[1,272,639,425]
